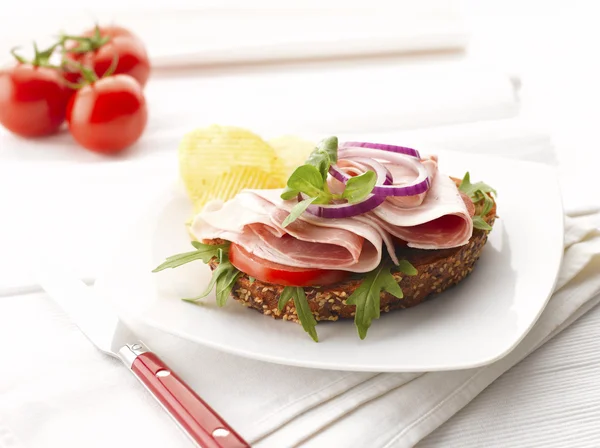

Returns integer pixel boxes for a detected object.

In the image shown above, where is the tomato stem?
[60,25,111,54]
[102,51,120,78]
[10,48,27,64]
[59,71,86,90]
[10,41,61,67]
[60,57,97,85]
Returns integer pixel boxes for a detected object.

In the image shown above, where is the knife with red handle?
[35,265,250,448]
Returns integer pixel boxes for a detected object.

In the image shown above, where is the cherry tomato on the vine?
[66,74,147,154]
[0,49,72,137]
[65,26,150,87]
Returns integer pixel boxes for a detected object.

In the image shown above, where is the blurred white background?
[1,0,596,168]
[1,0,598,287]
[2,3,600,448]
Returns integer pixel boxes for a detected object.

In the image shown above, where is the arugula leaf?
[306,152,330,182]
[472,216,493,231]
[154,242,240,306]
[215,266,241,306]
[190,240,208,250]
[280,137,341,223]
[294,287,319,342]
[347,261,413,339]
[459,172,496,232]
[152,241,229,272]
[278,286,318,342]
[281,136,339,201]
[182,249,240,305]
[477,191,494,217]
[286,165,326,197]
[306,136,338,180]
[459,172,497,197]
[394,259,418,276]
[342,171,376,204]
[278,286,295,311]
[282,196,318,228]
[181,248,226,302]
[280,187,299,200]
[319,136,339,164]
[280,135,375,225]
[248,276,256,284]
[284,165,334,207]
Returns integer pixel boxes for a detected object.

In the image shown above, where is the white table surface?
[2,2,600,447]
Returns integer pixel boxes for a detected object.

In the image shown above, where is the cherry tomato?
[0,64,72,137]
[83,25,135,40]
[66,74,147,154]
[229,243,349,287]
[66,26,150,87]
[61,65,83,89]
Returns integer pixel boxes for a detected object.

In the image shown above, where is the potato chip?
[180,124,278,173]
[179,125,286,211]
[190,165,283,214]
[268,135,316,178]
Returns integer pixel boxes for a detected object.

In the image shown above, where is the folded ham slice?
[369,173,474,249]
[385,155,438,209]
[191,189,392,272]
[191,154,474,272]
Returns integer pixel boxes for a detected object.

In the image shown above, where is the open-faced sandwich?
[154,126,497,341]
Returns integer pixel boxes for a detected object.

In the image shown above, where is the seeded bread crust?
[208,179,496,324]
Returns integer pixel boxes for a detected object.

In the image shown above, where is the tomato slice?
[229,243,349,287]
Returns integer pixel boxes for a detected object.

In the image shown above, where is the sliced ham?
[385,155,438,208]
[369,173,474,249]
[353,214,400,266]
[191,152,474,271]
[191,189,393,272]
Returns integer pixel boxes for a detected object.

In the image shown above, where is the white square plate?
[95,151,563,372]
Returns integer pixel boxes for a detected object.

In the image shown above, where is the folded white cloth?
[1,212,599,448]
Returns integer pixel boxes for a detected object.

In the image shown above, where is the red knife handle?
[130,351,250,448]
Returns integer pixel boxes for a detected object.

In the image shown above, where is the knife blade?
[35,263,249,448]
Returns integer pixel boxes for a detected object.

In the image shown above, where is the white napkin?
[1,212,599,448]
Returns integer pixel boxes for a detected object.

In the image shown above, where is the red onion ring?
[287,142,432,219]
[329,157,392,187]
[336,148,430,197]
[340,141,420,158]
[301,192,387,219]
